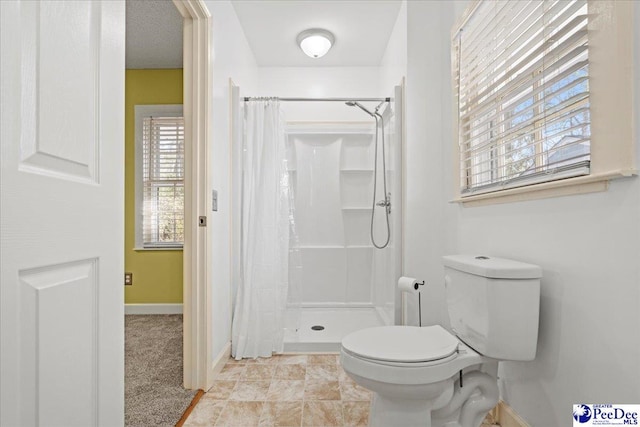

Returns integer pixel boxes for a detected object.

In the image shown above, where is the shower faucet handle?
[376,193,391,213]
[376,193,391,206]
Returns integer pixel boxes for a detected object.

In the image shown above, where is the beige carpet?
[125,314,197,426]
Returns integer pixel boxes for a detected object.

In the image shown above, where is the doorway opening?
[123,0,212,424]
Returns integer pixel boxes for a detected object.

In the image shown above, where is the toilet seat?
[341,325,459,365]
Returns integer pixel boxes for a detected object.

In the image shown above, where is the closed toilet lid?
[341,325,458,363]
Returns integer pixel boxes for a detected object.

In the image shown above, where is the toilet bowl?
[340,325,497,427]
[340,255,542,427]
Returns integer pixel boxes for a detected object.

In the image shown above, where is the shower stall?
[231,86,403,355]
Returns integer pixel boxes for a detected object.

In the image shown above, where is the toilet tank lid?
[443,255,542,279]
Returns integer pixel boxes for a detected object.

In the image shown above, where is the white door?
[0,1,125,426]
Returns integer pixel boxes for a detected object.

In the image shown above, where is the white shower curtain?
[232,99,292,359]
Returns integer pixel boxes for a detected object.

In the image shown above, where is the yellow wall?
[125,69,183,304]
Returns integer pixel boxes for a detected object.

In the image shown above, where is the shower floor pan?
[283,307,386,352]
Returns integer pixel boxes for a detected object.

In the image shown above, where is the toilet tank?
[443,255,542,361]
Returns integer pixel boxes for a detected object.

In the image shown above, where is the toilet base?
[369,393,431,427]
[363,367,500,427]
[368,383,455,427]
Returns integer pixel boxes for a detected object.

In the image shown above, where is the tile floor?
[184,353,498,427]
[184,354,371,426]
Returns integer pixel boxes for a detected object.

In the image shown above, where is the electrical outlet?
[124,272,133,286]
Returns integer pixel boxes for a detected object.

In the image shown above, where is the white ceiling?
[231,0,403,67]
[126,0,183,69]
[125,0,403,69]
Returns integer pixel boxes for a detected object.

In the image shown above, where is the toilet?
[340,255,542,427]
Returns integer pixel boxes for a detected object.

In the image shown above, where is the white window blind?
[453,0,590,196]
[142,116,185,247]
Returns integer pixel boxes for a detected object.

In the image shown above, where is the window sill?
[451,170,637,207]
[133,247,184,252]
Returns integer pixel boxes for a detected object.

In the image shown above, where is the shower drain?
[311,325,325,331]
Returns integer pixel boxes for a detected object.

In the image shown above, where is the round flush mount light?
[297,29,335,59]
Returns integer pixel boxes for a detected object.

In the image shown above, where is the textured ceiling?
[231,0,402,67]
[125,0,403,68]
[126,0,183,69]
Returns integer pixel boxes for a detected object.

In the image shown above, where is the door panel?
[1,1,125,425]
[20,1,100,182]
[20,259,99,426]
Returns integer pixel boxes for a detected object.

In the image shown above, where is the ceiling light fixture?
[297,29,335,59]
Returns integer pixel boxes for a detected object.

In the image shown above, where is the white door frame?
[172,0,212,391]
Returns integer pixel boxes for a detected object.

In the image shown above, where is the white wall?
[403,0,452,327]
[206,0,258,360]
[257,67,382,121]
[379,0,407,94]
[378,3,407,324]
[405,1,640,425]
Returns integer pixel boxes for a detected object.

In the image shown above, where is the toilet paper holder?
[416,281,424,327]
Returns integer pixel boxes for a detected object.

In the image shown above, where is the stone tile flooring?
[184,353,498,427]
[184,354,371,427]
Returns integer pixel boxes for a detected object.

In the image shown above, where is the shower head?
[345,101,375,117]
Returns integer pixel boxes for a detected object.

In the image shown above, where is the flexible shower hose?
[370,112,391,249]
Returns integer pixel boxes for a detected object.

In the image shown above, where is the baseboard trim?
[495,400,530,427]
[124,303,183,315]
[208,342,232,387]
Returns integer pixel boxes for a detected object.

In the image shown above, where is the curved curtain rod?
[243,97,391,102]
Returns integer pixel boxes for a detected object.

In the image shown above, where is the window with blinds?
[453,0,590,196]
[142,116,185,247]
